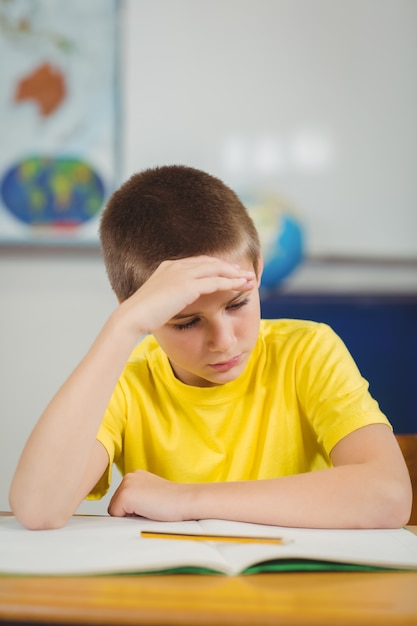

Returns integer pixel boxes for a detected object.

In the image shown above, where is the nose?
[207,319,235,353]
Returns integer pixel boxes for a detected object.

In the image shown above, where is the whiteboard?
[122,0,417,260]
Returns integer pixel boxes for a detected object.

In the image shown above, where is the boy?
[10,165,412,530]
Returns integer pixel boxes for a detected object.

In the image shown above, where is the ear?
[256,255,264,286]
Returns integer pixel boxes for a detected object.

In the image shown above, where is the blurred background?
[0,0,416,513]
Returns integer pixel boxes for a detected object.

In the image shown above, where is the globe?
[244,193,304,289]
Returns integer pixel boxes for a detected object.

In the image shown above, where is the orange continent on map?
[14,62,66,116]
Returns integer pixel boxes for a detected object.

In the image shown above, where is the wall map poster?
[0,0,117,246]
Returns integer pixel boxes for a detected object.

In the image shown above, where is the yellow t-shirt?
[90,319,390,498]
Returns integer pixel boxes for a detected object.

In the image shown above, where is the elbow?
[370,476,413,529]
[14,513,68,531]
[9,489,70,531]
[389,486,413,528]
[11,505,69,531]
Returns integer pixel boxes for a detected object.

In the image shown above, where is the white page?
[141,518,417,574]
[1,515,417,576]
[0,516,230,575]
[202,522,417,574]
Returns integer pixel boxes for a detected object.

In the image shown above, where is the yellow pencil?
[140,530,285,544]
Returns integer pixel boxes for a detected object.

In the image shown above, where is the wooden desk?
[1,520,416,626]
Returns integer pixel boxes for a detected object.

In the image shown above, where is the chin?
[209,367,244,385]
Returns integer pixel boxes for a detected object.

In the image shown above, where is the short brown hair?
[100,165,260,301]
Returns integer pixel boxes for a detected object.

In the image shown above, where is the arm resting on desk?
[107,423,412,529]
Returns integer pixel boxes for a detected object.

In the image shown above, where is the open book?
[1,515,417,576]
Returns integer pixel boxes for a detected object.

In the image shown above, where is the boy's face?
[153,255,262,388]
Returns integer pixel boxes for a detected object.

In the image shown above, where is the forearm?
[187,464,411,529]
[9,307,139,528]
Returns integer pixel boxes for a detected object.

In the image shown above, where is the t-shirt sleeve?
[295,323,391,455]
[86,381,127,500]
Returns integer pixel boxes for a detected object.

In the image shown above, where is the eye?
[227,297,249,311]
[173,317,201,331]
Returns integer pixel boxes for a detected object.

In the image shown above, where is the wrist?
[181,482,220,521]
[109,300,149,341]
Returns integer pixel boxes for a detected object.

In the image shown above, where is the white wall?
[122,0,417,260]
[1,0,417,513]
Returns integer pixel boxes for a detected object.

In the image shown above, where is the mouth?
[209,354,243,372]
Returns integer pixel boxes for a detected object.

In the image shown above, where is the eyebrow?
[170,292,247,321]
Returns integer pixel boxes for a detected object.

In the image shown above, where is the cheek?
[157,331,201,359]
[241,306,261,340]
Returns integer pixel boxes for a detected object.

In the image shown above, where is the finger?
[107,486,130,518]
[197,260,255,280]
[193,274,256,296]
[168,256,255,280]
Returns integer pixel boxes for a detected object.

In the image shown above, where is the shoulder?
[259,318,335,344]
[258,319,364,396]
[258,318,352,365]
[128,334,161,362]
[118,334,166,385]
